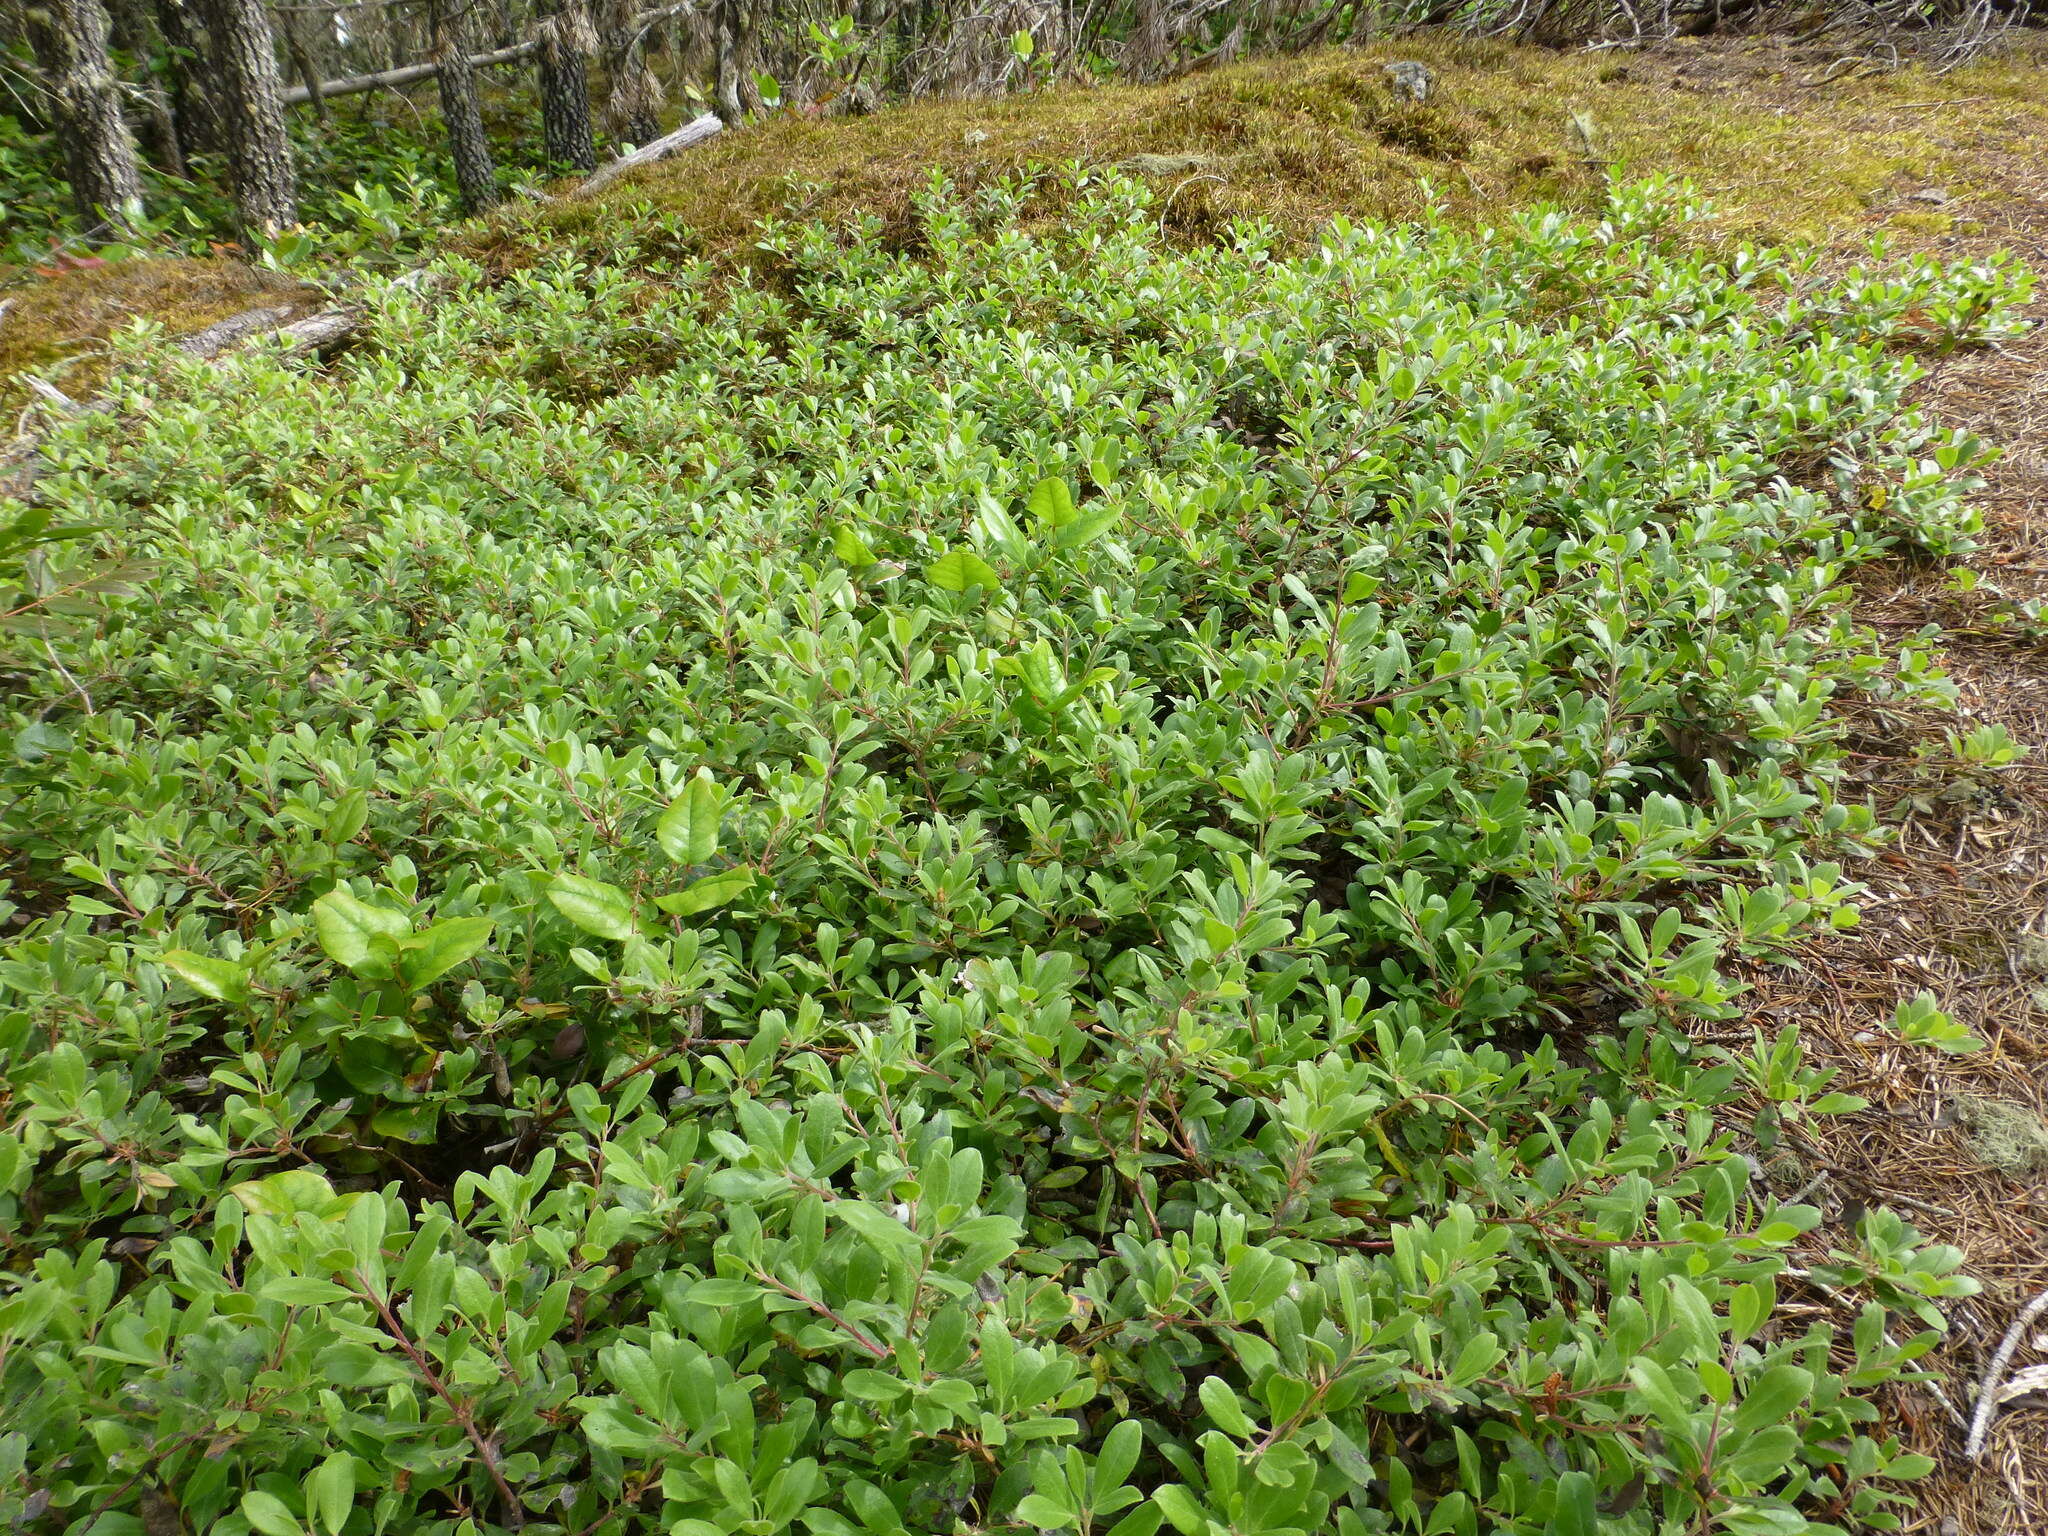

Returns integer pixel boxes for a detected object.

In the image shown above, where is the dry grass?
[0,257,315,417]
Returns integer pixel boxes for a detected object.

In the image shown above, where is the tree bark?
[710,0,742,123]
[431,0,498,211]
[537,4,597,171]
[104,0,186,174]
[280,11,326,120]
[151,0,223,155]
[24,0,146,231]
[600,0,662,146]
[196,0,296,234]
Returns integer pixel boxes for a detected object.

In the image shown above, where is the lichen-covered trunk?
[104,0,186,174]
[711,0,743,123]
[432,0,499,211]
[152,0,225,155]
[600,0,662,147]
[537,5,597,171]
[24,0,145,231]
[198,0,296,234]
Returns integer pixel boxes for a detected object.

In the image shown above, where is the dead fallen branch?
[572,112,723,195]
[175,304,302,358]
[282,42,538,105]
[282,5,692,105]
[1966,1284,2048,1459]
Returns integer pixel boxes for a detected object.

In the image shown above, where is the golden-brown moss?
[0,258,315,413]
[471,33,2047,273]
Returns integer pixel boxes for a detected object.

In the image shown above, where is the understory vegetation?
[0,173,2035,1533]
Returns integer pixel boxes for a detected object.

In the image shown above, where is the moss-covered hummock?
[480,33,2047,270]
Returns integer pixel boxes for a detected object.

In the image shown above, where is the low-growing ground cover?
[0,174,2035,1534]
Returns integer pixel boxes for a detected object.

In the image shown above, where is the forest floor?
[1731,82,2048,1534]
[6,27,2048,1530]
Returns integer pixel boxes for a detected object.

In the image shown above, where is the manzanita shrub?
[0,173,2028,1536]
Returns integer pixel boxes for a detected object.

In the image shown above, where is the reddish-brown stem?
[354,1270,525,1530]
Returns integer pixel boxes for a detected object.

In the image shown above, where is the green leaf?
[1104,1506,1164,1536]
[323,789,370,846]
[683,1277,759,1306]
[1627,1359,1696,1434]
[242,1491,305,1536]
[1050,506,1118,551]
[841,1369,909,1401]
[925,548,1000,593]
[1448,1330,1502,1387]
[400,915,492,988]
[260,1276,354,1306]
[1731,1364,1814,1433]
[547,874,640,941]
[306,1454,356,1536]
[160,949,250,1003]
[656,866,755,917]
[833,525,877,566]
[1197,1376,1256,1439]
[1151,1484,1209,1536]
[1028,476,1077,526]
[657,775,723,866]
[1097,1418,1144,1493]
[312,887,411,970]
[315,1342,412,1388]
[1551,1469,1594,1536]
[229,1169,343,1218]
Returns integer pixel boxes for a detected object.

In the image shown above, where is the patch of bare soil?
[1716,78,2048,1536]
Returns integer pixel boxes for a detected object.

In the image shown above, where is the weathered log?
[282,41,539,105]
[175,304,299,358]
[281,5,692,106]
[572,111,723,194]
[273,310,362,355]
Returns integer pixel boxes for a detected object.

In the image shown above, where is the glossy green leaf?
[547,874,640,941]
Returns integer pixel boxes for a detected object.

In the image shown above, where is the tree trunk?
[537,4,597,171]
[280,11,325,120]
[711,0,742,122]
[431,0,498,211]
[151,0,223,155]
[24,0,145,231]
[600,0,662,146]
[196,0,296,234]
[104,0,187,174]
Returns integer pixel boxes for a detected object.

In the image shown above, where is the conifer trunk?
[600,0,661,146]
[537,4,597,171]
[152,0,224,155]
[196,0,296,234]
[710,0,742,122]
[104,0,186,174]
[24,0,145,231]
[432,0,499,211]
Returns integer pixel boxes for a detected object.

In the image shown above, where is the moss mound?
[478,34,2047,272]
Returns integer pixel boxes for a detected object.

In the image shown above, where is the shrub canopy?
[0,175,2030,1535]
